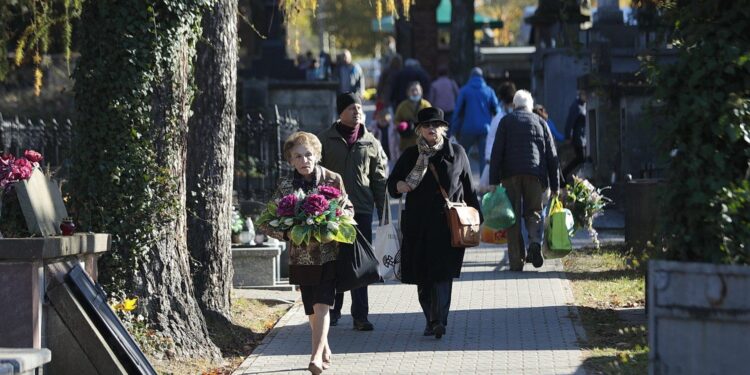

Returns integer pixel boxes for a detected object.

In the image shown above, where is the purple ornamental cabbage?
[276,194,298,217]
[302,194,330,216]
[317,185,341,200]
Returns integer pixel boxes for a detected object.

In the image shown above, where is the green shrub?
[653,1,750,264]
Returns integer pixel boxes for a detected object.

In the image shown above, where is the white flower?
[269,219,280,227]
[306,218,314,225]
[670,148,679,157]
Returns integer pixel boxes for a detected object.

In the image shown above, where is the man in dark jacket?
[318,92,388,331]
[490,90,560,271]
[562,90,587,181]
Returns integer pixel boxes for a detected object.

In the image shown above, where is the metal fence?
[0,113,75,176]
[234,107,299,202]
[0,108,298,202]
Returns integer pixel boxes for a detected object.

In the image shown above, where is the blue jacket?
[547,118,565,141]
[451,76,500,137]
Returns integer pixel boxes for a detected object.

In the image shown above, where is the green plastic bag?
[481,186,516,230]
[547,196,574,257]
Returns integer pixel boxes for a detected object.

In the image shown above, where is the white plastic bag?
[479,164,490,190]
[372,196,401,281]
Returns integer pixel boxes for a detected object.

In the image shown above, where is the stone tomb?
[13,168,68,237]
[0,168,155,373]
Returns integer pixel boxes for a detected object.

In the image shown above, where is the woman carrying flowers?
[257,131,354,374]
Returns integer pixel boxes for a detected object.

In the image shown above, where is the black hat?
[415,107,449,127]
[336,92,362,115]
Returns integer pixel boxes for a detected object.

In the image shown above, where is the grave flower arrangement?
[563,175,611,247]
[256,185,356,246]
[0,150,42,191]
[0,150,44,237]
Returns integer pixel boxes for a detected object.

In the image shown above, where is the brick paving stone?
[233,243,586,375]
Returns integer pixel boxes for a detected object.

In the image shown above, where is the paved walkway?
[234,244,588,374]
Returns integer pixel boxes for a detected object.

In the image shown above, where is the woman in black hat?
[387,107,482,339]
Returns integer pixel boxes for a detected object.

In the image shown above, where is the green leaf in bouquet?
[304,227,313,244]
[313,227,322,242]
[340,215,357,225]
[290,225,307,245]
[320,229,336,243]
[333,222,356,244]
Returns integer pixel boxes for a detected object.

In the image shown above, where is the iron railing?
[0,108,298,202]
[234,106,299,202]
[0,113,75,176]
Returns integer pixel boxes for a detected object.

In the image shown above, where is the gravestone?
[13,168,68,237]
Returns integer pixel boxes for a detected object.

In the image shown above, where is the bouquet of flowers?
[563,176,612,247]
[256,185,357,246]
[1,150,43,191]
[1,150,43,237]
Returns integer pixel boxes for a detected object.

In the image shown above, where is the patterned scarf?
[405,135,445,190]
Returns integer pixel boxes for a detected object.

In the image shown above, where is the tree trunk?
[450,0,475,85]
[72,2,220,358]
[187,0,237,323]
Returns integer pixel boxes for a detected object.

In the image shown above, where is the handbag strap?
[428,163,451,204]
[396,196,403,242]
[380,192,391,226]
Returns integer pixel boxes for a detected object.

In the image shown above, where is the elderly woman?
[260,131,352,374]
[387,107,482,339]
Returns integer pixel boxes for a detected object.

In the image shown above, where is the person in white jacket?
[480,82,516,191]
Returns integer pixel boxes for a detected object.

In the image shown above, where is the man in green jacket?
[318,92,388,331]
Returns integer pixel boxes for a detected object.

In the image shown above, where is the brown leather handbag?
[429,164,481,248]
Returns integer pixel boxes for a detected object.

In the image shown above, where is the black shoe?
[423,324,435,336]
[528,242,544,268]
[329,311,341,326]
[353,320,374,331]
[433,323,445,339]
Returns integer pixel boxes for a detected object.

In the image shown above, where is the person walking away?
[390,58,431,113]
[376,54,403,110]
[427,65,460,121]
[336,49,365,97]
[318,92,388,331]
[368,105,400,171]
[534,104,565,142]
[258,132,352,374]
[394,82,431,151]
[562,90,587,181]
[388,107,482,339]
[489,90,560,271]
[481,81,516,191]
[451,67,500,174]
[529,103,563,256]
[319,50,332,80]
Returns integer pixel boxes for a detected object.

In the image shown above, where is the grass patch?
[563,245,648,375]
[148,298,291,375]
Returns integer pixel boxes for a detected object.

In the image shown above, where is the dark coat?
[387,141,482,284]
[318,122,389,218]
[565,98,586,147]
[489,109,561,192]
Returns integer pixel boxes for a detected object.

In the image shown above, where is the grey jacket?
[318,122,388,218]
[489,109,560,191]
